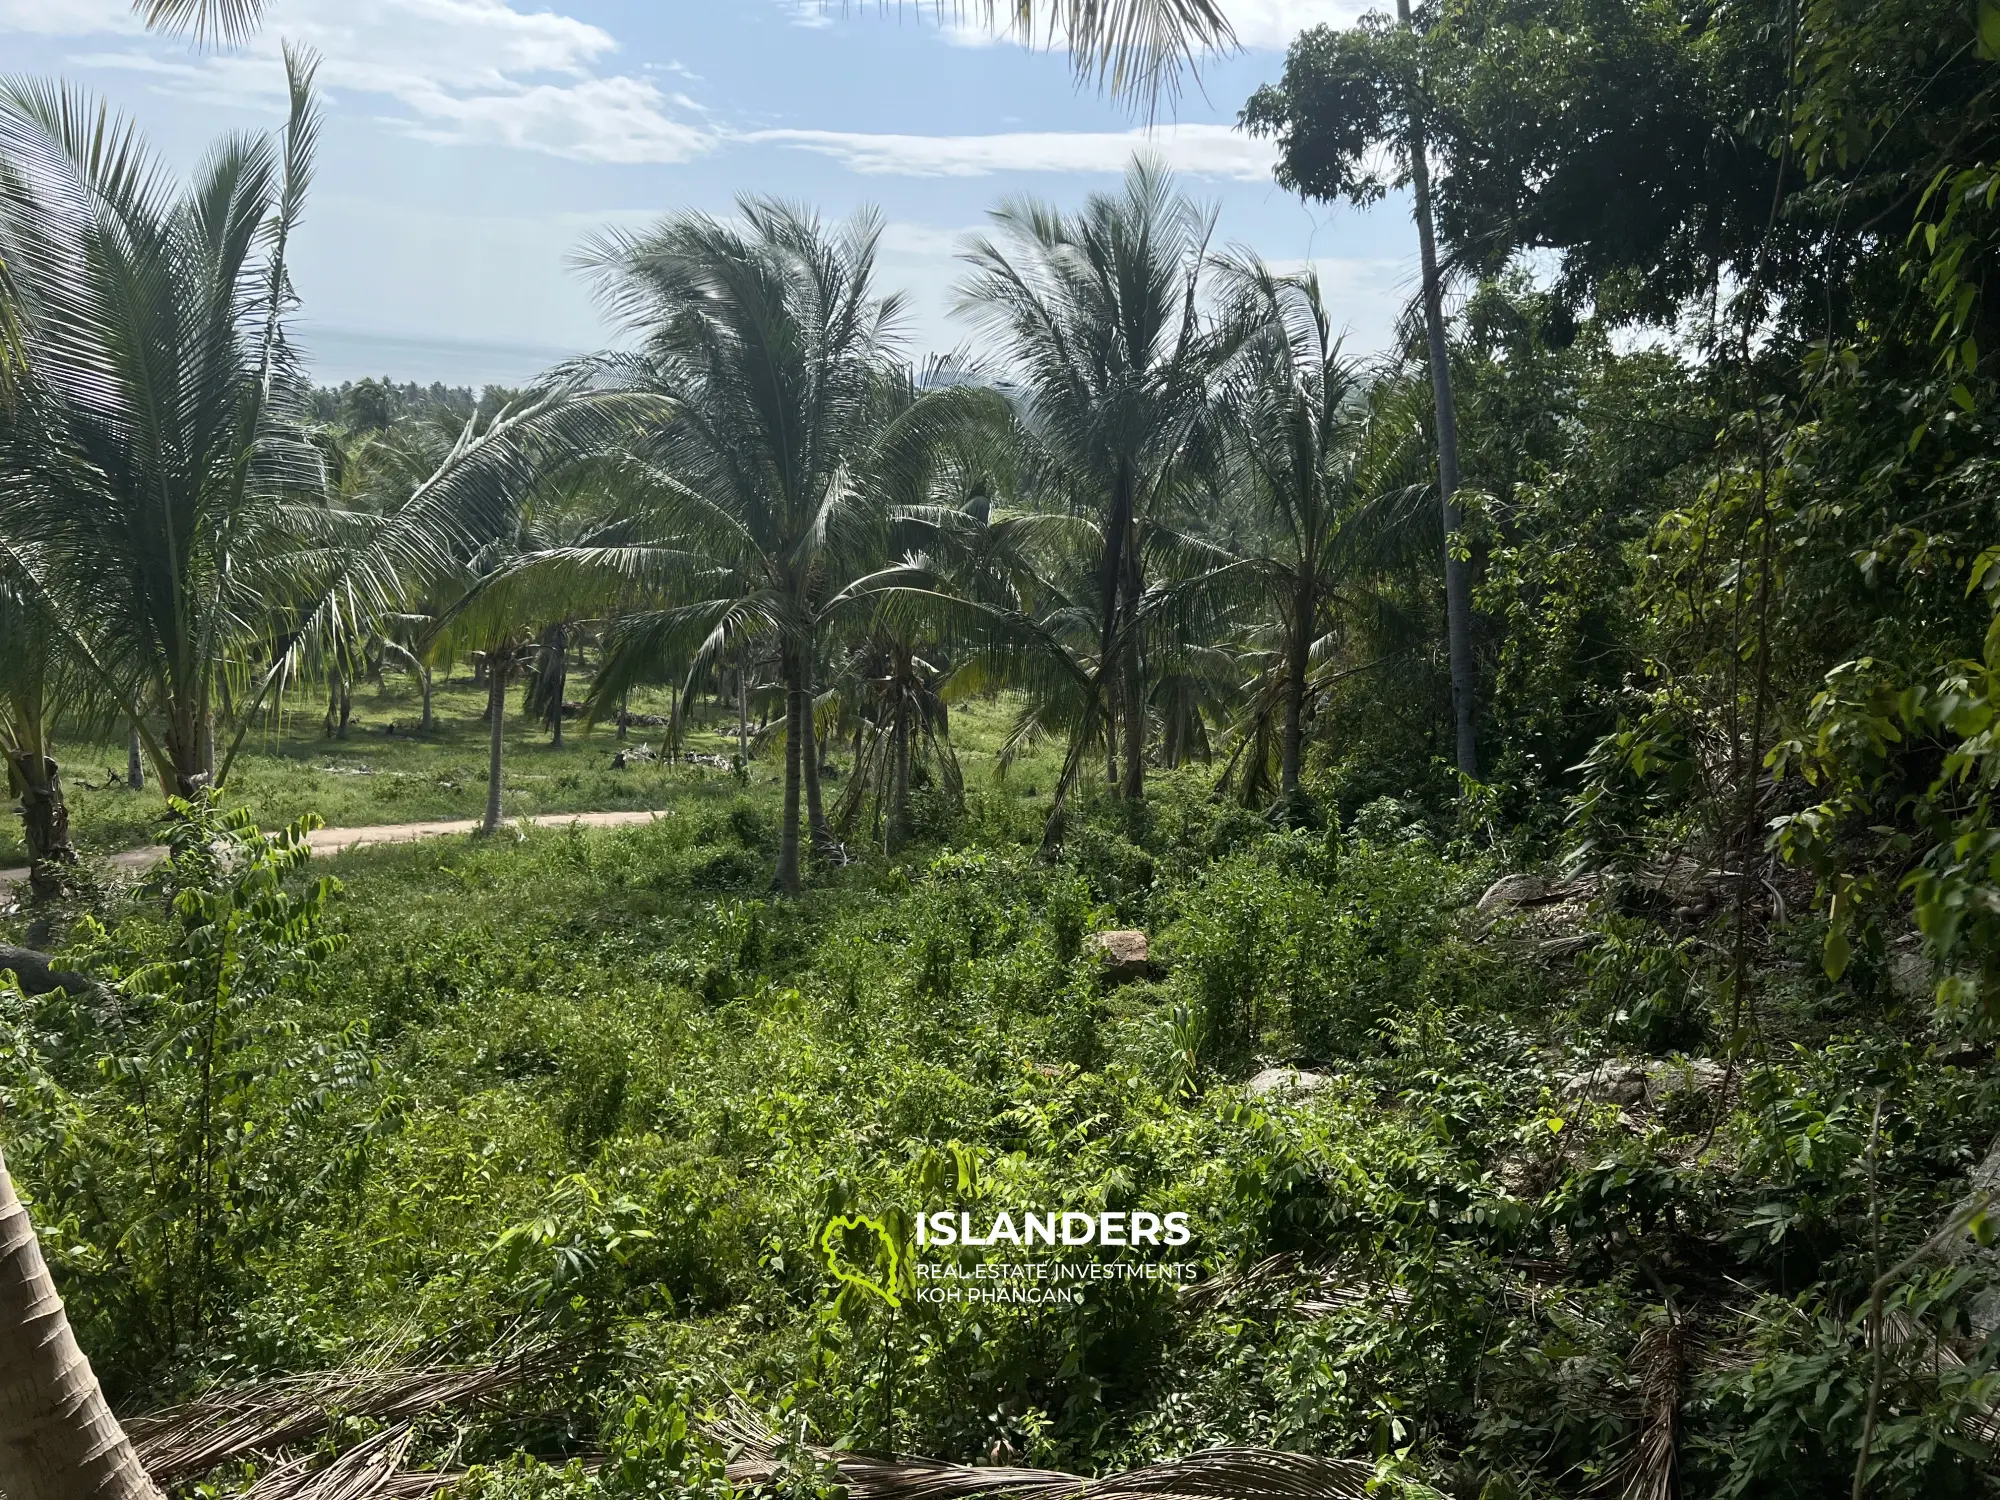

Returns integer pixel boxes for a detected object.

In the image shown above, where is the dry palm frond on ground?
[127,1346,566,1486]
[712,1405,1375,1500]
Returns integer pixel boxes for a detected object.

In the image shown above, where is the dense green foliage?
[6,771,2000,1498]
[10,0,2000,1494]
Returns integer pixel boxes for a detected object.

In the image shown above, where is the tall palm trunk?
[735,658,749,769]
[1398,0,1478,782]
[888,697,912,853]
[0,1145,162,1500]
[481,650,508,835]
[801,655,830,849]
[126,727,145,790]
[540,624,568,748]
[418,667,435,733]
[1098,467,1136,799]
[775,670,804,894]
[163,705,208,797]
[1280,571,1315,798]
[6,751,75,898]
[1119,522,1146,802]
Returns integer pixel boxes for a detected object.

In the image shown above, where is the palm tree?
[570,200,910,893]
[0,580,81,895]
[1212,257,1366,803]
[0,57,323,797]
[0,1144,162,1500]
[956,155,1224,804]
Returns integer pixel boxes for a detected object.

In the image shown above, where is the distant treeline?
[308,377,524,433]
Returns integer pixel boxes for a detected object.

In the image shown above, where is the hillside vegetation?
[5,0,2000,1496]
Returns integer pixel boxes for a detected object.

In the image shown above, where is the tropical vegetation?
[5,0,2000,1498]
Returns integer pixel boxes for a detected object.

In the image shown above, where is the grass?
[10,669,1069,868]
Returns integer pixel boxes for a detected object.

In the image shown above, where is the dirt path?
[0,809,669,892]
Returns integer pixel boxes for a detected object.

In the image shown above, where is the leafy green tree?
[1243,13,1480,779]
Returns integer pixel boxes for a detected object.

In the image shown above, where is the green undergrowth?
[2,782,1999,1499]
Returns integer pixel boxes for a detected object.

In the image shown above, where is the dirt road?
[0,809,669,892]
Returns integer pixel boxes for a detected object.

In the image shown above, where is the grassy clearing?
[11,676,1062,867]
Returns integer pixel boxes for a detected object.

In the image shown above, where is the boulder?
[1564,1055,1726,1108]
[1089,929,1151,977]
[1245,1067,1327,1099]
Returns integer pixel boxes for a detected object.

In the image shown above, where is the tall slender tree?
[570,200,908,893]
[957,156,1221,803]
[1244,18,1483,780]
[1212,257,1365,802]
[1393,0,1477,781]
[0,56,323,796]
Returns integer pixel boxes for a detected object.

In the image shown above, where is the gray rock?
[1565,1056,1726,1108]
[1089,929,1151,977]
[1245,1067,1327,1099]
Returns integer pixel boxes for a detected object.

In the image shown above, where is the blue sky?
[0,0,1411,386]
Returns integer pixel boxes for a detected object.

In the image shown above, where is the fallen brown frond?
[129,1345,565,1486]
[1623,1315,1689,1500]
[1178,1253,1410,1321]
[712,1404,1373,1500]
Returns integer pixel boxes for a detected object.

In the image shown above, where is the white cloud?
[878,222,983,256]
[50,0,718,165]
[0,0,135,35]
[396,77,714,163]
[745,122,1274,179]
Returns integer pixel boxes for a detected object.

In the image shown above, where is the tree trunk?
[888,699,911,853]
[801,656,830,850]
[481,652,507,835]
[0,1146,163,1500]
[542,624,567,748]
[1281,572,1314,799]
[7,753,75,900]
[162,706,208,798]
[1119,522,1146,802]
[1098,466,1135,800]
[126,727,144,791]
[618,689,629,742]
[1398,0,1478,782]
[418,668,434,733]
[736,659,749,770]
[775,669,804,894]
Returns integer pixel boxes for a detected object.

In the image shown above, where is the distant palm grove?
[5,1,2000,1499]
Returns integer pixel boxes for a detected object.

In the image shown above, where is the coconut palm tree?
[566,199,913,892]
[0,57,323,797]
[0,1145,161,1500]
[0,579,81,895]
[1211,256,1366,803]
[956,155,1225,803]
